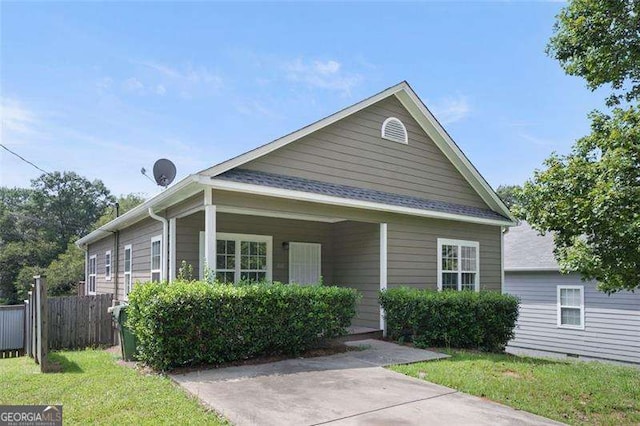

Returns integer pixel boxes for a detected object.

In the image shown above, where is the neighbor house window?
[150,235,162,282]
[105,250,111,281]
[124,244,132,296]
[557,285,584,329]
[88,254,97,295]
[437,238,479,291]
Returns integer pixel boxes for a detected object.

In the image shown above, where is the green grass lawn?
[390,350,640,425]
[0,350,227,425]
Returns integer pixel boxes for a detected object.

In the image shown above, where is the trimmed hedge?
[379,287,519,352]
[127,281,359,370]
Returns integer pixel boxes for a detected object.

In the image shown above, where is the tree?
[30,171,114,251]
[495,185,522,209]
[93,193,145,229]
[547,0,640,105]
[0,172,114,303]
[516,107,640,292]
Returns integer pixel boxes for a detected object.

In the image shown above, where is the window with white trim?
[437,238,479,291]
[557,285,584,329]
[124,244,132,296]
[151,235,162,282]
[199,233,272,284]
[105,250,111,281]
[88,254,97,295]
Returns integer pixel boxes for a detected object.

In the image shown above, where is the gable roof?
[217,168,508,222]
[199,81,514,222]
[77,81,515,247]
[504,221,561,271]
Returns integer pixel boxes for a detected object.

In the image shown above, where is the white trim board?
[202,177,513,227]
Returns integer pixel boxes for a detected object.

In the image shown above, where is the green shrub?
[127,281,359,370]
[379,287,519,352]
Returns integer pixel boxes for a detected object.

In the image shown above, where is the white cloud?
[234,99,280,119]
[283,58,362,95]
[155,85,166,96]
[139,61,223,92]
[429,95,471,124]
[123,77,144,93]
[519,132,555,147]
[1,98,37,135]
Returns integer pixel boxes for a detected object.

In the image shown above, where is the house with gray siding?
[77,81,515,331]
[504,222,640,364]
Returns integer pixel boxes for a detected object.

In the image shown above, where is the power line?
[0,143,52,176]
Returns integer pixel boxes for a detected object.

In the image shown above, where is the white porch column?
[380,222,388,336]
[169,218,176,282]
[204,190,216,279]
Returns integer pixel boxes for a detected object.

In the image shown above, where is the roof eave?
[200,176,515,227]
[76,175,202,247]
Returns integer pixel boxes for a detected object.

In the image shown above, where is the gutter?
[76,174,201,247]
[148,207,169,281]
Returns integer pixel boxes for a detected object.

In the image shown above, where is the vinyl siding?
[175,211,334,283]
[504,271,640,364]
[241,96,488,209]
[118,217,163,298]
[388,218,502,291]
[87,235,116,295]
[332,222,380,328]
[166,192,204,218]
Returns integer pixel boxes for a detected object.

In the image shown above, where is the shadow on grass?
[48,353,84,373]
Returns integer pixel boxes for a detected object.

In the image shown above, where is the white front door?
[289,242,321,285]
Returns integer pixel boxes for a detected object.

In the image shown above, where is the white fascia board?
[394,88,516,223]
[197,82,409,177]
[201,177,514,227]
[216,206,345,223]
[504,266,562,272]
[76,175,203,247]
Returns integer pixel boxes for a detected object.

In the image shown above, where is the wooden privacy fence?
[0,304,25,358]
[48,292,114,350]
[5,276,117,371]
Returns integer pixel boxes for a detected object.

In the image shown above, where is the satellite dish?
[152,159,176,188]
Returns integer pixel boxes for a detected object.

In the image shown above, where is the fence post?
[24,299,31,357]
[35,275,50,373]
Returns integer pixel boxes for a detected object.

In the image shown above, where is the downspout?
[114,203,120,300]
[148,208,169,281]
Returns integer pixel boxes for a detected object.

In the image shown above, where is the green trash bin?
[111,304,138,361]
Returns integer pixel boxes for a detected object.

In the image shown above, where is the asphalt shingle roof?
[504,221,560,271]
[215,169,508,222]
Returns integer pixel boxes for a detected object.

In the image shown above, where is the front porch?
[169,205,387,330]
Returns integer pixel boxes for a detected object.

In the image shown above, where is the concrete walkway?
[171,340,562,426]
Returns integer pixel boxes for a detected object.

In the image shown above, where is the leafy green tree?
[0,172,114,303]
[93,193,145,229]
[495,185,522,209]
[30,171,114,251]
[44,242,86,297]
[547,0,640,105]
[516,107,640,292]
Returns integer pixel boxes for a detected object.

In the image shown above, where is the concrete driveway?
[171,340,562,426]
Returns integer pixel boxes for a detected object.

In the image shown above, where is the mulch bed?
[106,340,359,374]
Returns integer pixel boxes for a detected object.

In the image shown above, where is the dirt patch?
[108,340,357,374]
[502,370,522,379]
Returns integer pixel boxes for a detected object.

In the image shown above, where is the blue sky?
[1,2,606,198]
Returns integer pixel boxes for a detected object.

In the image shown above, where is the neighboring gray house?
[504,222,640,364]
[76,81,515,331]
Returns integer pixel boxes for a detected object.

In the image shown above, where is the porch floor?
[342,326,383,341]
